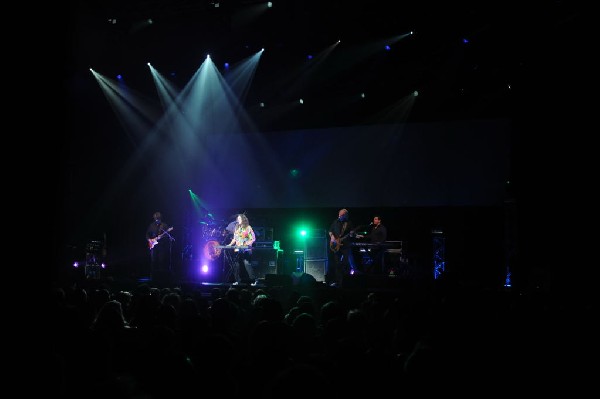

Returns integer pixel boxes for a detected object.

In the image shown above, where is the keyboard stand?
[222,248,240,283]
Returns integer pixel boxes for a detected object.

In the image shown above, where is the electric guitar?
[330,224,368,253]
[148,227,174,250]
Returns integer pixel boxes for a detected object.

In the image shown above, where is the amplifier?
[250,248,281,278]
[253,227,274,242]
[304,259,327,282]
[307,228,327,239]
[305,237,328,260]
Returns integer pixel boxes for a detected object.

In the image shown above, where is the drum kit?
[200,215,236,261]
[203,240,222,261]
[201,222,223,241]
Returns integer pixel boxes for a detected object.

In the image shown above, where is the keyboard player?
[226,213,256,284]
[355,215,387,274]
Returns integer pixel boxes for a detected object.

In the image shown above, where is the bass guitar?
[148,227,174,250]
[329,224,367,253]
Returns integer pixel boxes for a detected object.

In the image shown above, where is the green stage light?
[292,223,310,238]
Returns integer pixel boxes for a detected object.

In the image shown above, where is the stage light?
[294,223,311,238]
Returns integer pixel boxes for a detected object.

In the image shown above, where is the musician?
[146,211,173,280]
[227,213,256,284]
[328,208,357,287]
[356,215,387,274]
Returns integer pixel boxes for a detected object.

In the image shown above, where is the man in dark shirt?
[145,211,174,282]
[356,215,387,274]
[328,208,357,287]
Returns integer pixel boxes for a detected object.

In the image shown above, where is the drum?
[202,224,222,240]
[203,240,222,261]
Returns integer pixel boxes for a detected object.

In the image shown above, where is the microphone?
[369,222,373,225]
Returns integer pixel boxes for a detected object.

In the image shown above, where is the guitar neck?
[158,227,173,238]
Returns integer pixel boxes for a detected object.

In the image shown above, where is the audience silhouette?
[51,268,596,397]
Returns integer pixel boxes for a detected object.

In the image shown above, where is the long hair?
[238,213,250,228]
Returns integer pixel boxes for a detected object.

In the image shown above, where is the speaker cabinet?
[250,248,279,279]
[304,259,327,282]
[305,237,328,260]
[307,228,326,238]
[253,226,274,242]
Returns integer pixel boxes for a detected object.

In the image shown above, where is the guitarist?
[145,211,173,281]
[328,208,357,287]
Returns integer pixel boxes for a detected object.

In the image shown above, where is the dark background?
[44,1,588,291]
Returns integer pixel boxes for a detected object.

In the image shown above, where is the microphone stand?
[164,229,175,242]
[164,230,175,271]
